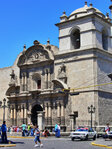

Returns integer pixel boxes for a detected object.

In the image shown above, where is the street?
[1,137,99,149]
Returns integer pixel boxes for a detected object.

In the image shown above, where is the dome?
[69,2,103,19]
[70,4,89,16]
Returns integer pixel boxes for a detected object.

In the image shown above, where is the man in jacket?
[1,121,7,143]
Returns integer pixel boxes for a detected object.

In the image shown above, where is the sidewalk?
[92,138,112,148]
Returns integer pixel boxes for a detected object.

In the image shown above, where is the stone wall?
[98,91,112,125]
[0,53,20,124]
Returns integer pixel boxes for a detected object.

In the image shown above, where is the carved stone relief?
[57,63,67,83]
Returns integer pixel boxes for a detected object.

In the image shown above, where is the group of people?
[21,123,34,136]
[0,121,61,147]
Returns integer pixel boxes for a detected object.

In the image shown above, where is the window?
[37,80,41,89]
[32,73,41,90]
[71,29,80,49]
[102,30,108,50]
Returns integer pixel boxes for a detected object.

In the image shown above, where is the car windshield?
[76,128,88,132]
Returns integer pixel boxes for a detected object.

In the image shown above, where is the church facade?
[1,2,112,131]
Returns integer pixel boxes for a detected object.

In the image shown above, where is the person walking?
[34,125,43,148]
[1,121,7,143]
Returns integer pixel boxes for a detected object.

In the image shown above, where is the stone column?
[24,105,27,124]
[27,104,32,124]
[44,70,47,89]
[38,112,43,131]
[14,105,17,125]
[24,72,27,91]
[70,118,74,131]
[20,77,22,92]
[57,102,61,124]
[27,113,31,124]
[21,105,24,124]
[10,106,14,125]
[48,102,52,125]
[10,106,13,119]
[45,103,48,125]
[21,73,24,91]
[48,71,51,88]
[61,101,65,125]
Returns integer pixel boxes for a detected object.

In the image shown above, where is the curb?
[8,136,44,139]
[91,142,112,148]
[8,136,34,139]
[0,144,16,147]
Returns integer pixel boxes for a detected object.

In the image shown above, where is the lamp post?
[88,105,95,128]
[2,98,6,122]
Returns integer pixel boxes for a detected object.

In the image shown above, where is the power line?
[63,82,112,92]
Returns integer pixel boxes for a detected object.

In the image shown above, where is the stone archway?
[31,104,43,127]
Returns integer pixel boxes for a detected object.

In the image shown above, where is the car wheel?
[93,135,96,140]
[85,135,88,140]
[71,137,74,141]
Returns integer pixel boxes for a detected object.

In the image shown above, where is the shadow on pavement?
[0,138,24,145]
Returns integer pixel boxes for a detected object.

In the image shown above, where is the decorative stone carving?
[57,63,67,83]
[26,50,49,64]
[9,70,18,86]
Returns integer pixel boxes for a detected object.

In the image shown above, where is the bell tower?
[56,2,112,53]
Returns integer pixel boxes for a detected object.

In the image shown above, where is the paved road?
[1,137,99,149]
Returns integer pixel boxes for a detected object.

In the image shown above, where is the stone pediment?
[52,79,68,93]
[6,85,20,96]
[17,42,54,66]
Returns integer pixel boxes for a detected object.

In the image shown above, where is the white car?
[70,128,97,141]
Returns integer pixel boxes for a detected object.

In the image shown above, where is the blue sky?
[0,0,111,68]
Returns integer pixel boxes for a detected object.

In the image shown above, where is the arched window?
[32,73,41,90]
[102,30,108,50]
[71,29,80,49]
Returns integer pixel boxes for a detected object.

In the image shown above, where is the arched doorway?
[31,104,43,125]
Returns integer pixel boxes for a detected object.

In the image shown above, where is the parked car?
[70,127,97,141]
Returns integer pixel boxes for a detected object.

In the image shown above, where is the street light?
[88,105,95,128]
[2,98,7,122]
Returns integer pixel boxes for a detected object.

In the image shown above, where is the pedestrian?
[27,123,31,136]
[43,129,50,137]
[105,123,110,134]
[34,125,43,148]
[104,123,110,139]
[57,124,61,137]
[1,121,8,143]
[55,124,58,137]
[10,126,13,134]
[55,124,60,138]
[21,123,27,136]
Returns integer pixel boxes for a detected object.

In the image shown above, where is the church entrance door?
[31,104,43,129]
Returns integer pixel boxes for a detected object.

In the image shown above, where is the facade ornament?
[22,44,26,54]
[46,39,51,50]
[57,63,67,83]
[9,70,17,86]
[33,40,40,45]
[60,11,68,22]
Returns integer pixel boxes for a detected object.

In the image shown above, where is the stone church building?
[0,2,112,131]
